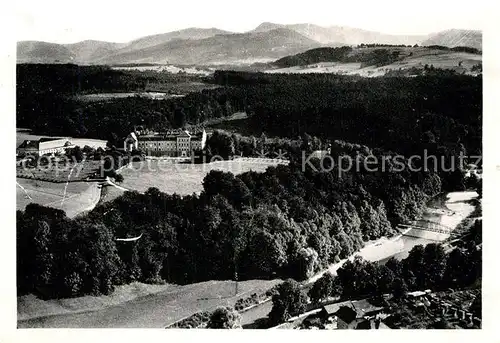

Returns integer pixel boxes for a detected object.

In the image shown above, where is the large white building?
[16,138,74,156]
[124,129,208,157]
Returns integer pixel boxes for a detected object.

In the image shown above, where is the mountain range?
[17,23,482,65]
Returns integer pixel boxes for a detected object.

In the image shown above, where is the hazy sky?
[13,0,486,44]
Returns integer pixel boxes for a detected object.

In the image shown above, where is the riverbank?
[309,191,478,282]
[241,191,479,328]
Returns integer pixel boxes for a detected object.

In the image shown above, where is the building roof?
[407,291,427,298]
[131,128,209,142]
[323,301,352,315]
[39,138,72,150]
[125,132,138,142]
[192,130,206,138]
[39,137,65,143]
[177,130,191,138]
[18,138,72,151]
[17,140,39,150]
[351,299,385,316]
[335,306,358,324]
[310,150,329,159]
[324,299,385,322]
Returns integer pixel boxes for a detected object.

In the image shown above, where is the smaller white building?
[17,138,74,156]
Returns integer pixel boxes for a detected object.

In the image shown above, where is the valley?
[14,18,483,331]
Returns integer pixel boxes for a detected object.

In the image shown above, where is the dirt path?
[16,181,32,200]
[60,162,81,206]
[70,182,102,217]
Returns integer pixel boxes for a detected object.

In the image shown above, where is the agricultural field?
[18,282,173,321]
[98,183,125,204]
[76,92,185,102]
[16,178,102,218]
[112,64,213,76]
[18,278,281,328]
[118,158,289,195]
[266,49,482,77]
[17,158,102,182]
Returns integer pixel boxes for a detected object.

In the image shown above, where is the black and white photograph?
[3,0,497,336]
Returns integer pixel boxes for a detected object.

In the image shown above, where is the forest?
[18,66,482,165]
[16,65,481,300]
[272,46,402,68]
[17,142,446,298]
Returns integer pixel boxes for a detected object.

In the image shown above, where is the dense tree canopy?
[16,65,481,301]
[207,307,242,329]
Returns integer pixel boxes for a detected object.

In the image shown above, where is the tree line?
[17,143,445,298]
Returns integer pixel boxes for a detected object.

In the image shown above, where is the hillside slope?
[97,28,321,65]
[421,29,482,50]
[251,22,425,45]
[17,25,482,65]
[64,40,127,63]
[17,28,232,64]
[116,28,232,54]
[269,46,482,76]
[17,41,75,63]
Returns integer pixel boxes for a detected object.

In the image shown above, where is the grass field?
[266,49,482,77]
[18,279,281,328]
[18,282,173,321]
[17,159,102,182]
[98,183,125,204]
[112,64,212,76]
[16,178,102,217]
[76,92,186,102]
[119,158,288,195]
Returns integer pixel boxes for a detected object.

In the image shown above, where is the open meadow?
[16,178,101,218]
[17,158,102,182]
[266,48,482,77]
[112,64,213,76]
[18,278,281,328]
[119,158,289,195]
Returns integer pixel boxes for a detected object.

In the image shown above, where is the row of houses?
[297,288,481,330]
[317,298,389,329]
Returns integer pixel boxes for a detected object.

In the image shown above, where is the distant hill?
[116,28,232,54]
[64,40,127,63]
[17,24,482,65]
[17,27,232,65]
[96,28,321,65]
[273,47,354,67]
[272,45,409,68]
[421,29,482,50]
[17,41,75,63]
[268,45,482,77]
[251,22,285,33]
[251,22,425,45]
